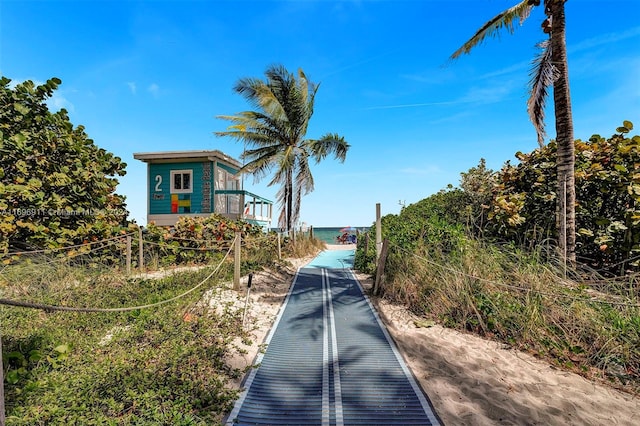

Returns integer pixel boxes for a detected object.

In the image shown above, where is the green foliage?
[354,233,376,274]
[385,189,467,249]
[281,230,325,258]
[0,238,292,423]
[0,221,320,423]
[459,158,496,234]
[353,131,640,392]
[487,121,640,273]
[0,77,128,253]
[143,214,267,266]
[215,65,349,231]
[355,190,467,280]
[488,145,557,242]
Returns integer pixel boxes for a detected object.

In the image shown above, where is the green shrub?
[1,263,249,424]
[354,182,640,393]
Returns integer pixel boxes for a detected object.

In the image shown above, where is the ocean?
[306,227,370,244]
[269,226,370,244]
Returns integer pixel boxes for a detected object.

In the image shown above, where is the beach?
[226,244,640,425]
[370,290,640,425]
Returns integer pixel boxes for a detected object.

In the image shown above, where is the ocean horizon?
[271,226,370,244]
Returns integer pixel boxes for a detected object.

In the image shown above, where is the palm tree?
[450,0,576,264]
[215,64,350,232]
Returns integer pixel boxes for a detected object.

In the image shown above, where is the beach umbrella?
[340,226,356,232]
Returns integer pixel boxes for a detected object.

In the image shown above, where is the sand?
[371,296,640,425]
[224,244,640,425]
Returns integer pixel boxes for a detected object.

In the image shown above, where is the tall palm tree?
[450,0,576,264]
[215,65,350,232]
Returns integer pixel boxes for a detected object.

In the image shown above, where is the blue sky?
[2,0,639,228]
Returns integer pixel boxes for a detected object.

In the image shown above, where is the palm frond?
[215,112,290,146]
[241,146,281,182]
[234,78,272,113]
[301,134,350,163]
[235,72,287,123]
[275,170,293,229]
[298,68,309,107]
[277,208,287,230]
[267,146,296,188]
[256,84,287,120]
[295,151,314,196]
[527,39,557,147]
[275,183,288,229]
[215,64,350,231]
[265,65,296,122]
[450,0,534,60]
[288,155,311,228]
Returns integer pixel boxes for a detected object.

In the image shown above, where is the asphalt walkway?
[225,249,441,425]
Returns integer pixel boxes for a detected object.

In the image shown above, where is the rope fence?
[0,239,234,313]
[0,226,284,278]
[0,231,138,258]
[0,231,261,424]
[0,224,292,423]
[0,225,287,312]
[142,238,234,251]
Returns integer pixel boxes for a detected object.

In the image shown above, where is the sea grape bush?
[355,191,468,279]
[0,77,128,253]
[487,121,640,273]
[0,77,279,268]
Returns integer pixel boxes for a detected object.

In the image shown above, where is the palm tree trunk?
[549,0,576,265]
[286,170,294,232]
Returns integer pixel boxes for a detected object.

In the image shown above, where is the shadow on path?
[224,249,441,425]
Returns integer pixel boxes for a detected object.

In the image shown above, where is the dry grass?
[379,238,640,395]
[283,232,326,258]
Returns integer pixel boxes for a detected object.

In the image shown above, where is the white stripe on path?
[325,268,344,426]
[322,269,330,426]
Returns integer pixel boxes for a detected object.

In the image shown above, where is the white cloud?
[9,77,75,112]
[127,82,137,94]
[479,60,530,80]
[426,110,474,125]
[363,100,467,110]
[459,80,517,105]
[49,93,74,113]
[363,80,515,111]
[570,26,640,54]
[148,83,160,97]
[400,69,455,85]
[400,165,441,175]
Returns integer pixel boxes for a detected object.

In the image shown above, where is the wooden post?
[373,238,389,296]
[277,233,282,260]
[1,334,5,426]
[375,203,382,261]
[309,226,313,240]
[234,232,241,290]
[365,233,370,253]
[138,226,144,272]
[126,235,132,275]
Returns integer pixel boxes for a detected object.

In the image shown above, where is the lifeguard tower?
[133,150,272,228]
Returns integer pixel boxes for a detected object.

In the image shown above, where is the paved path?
[225,249,441,425]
